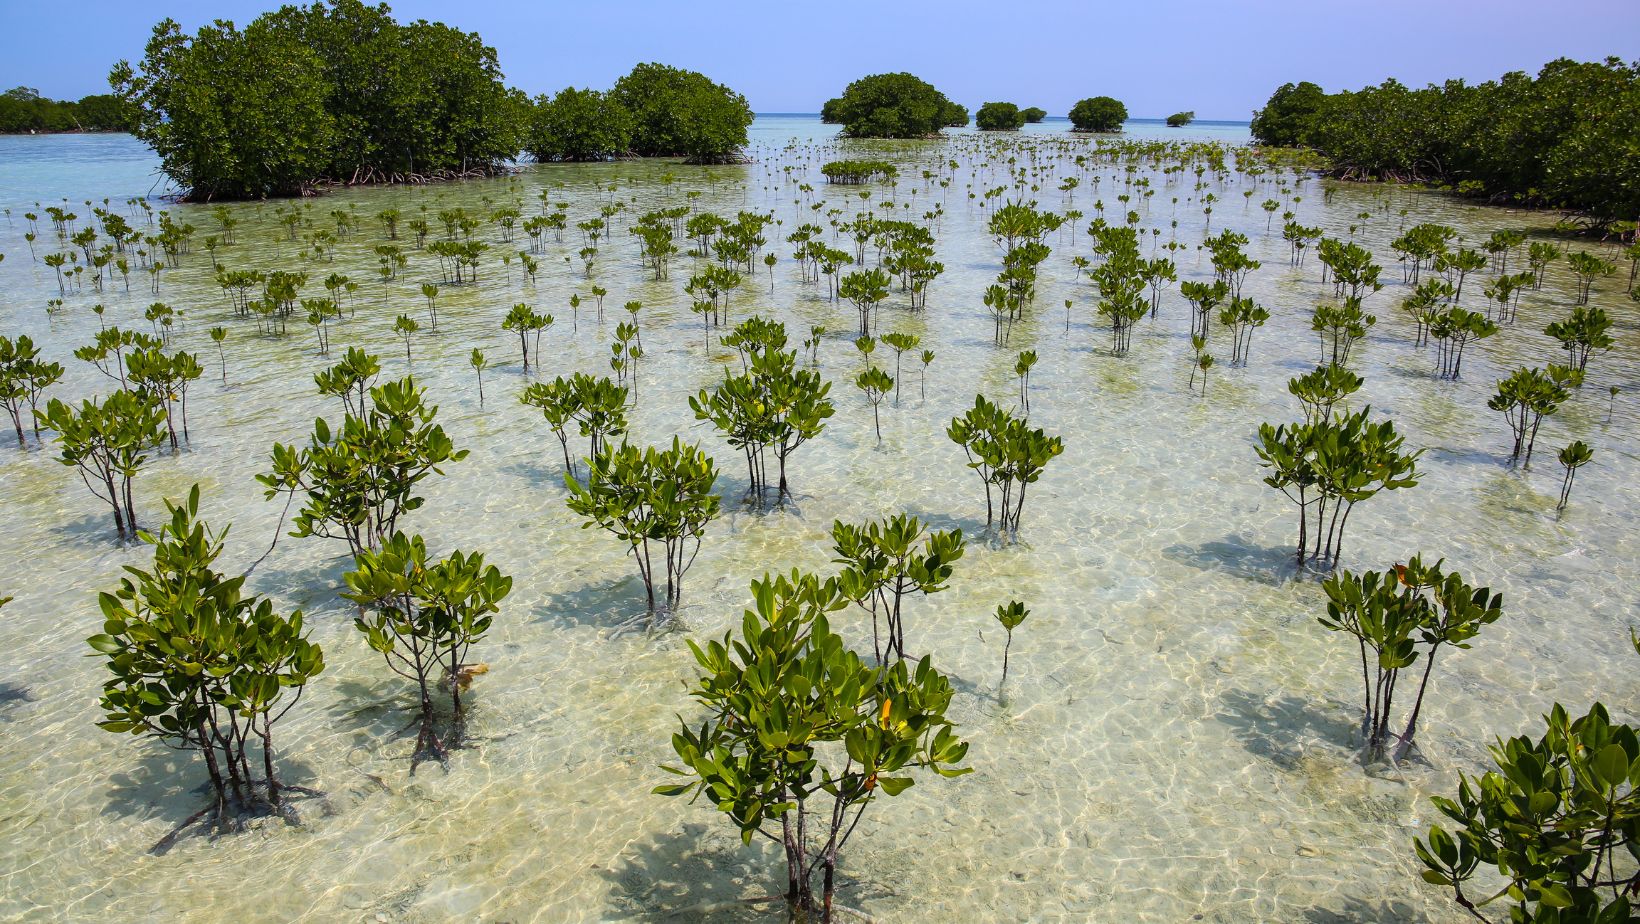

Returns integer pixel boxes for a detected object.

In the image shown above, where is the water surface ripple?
[0,116,1635,923]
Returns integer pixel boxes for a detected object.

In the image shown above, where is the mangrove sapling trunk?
[1394,649,1439,764]
[1369,665,1402,763]
[367,587,446,765]
[1295,487,1311,565]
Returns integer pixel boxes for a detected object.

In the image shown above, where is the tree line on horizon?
[101,0,1142,201]
[51,0,1638,224]
[0,86,135,134]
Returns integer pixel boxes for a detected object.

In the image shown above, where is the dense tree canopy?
[112,0,526,198]
[1068,96,1127,132]
[111,17,337,200]
[976,101,1026,131]
[1251,59,1640,222]
[1021,106,1047,124]
[1249,81,1325,146]
[526,87,633,162]
[823,73,964,138]
[0,87,134,133]
[1166,110,1195,127]
[608,63,752,163]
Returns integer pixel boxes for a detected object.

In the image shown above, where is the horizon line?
[754,113,1253,124]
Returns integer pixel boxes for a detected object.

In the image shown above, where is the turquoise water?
[0,116,1634,923]
[0,115,1250,208]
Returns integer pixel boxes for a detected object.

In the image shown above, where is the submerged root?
[148,783,325,855]
[409,724,448,774]
[735,485,808,517]
[605,602,704,639]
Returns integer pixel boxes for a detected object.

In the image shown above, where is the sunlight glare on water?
[0,115,1635,923]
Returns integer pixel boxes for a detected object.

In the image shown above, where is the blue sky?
[2,0,1637,119]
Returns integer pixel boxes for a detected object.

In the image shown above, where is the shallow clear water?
[0,115,1635,923]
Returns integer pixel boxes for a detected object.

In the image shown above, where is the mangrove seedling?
[39,389,166,540]
[1395,558,1503,762]
[1218,296,1269,366]
[209,326,227,385]
[1096,266,1148,355]
[832,513,965,663]
[1544,306,1613,376]
[520,378,576,475]
[0,334,64,447]
[855,366,893,444]
[470,349,488,407]
[1319,564,1422,762]
[806,325,826,367]
[502,303,552,372]
[1565,250,1615,304]
[1414,702,1640,922]
[564,438,721,630]
[690,343,833,506]
[1255,407,1422,567]
[394,314,419,365]
[1190,343,1215,397]
[1526,241,1560,289]
[521,372,628,471]
[853,335,876,370]
[1015,350,1037,412]
[947,394,1064,541]
[1556,441,1593,511]
[89,485,324,824]
[656,569,969,920]
[994,600,1028,687]
[260,377,465,557]
[420,283,439,330]
[314,347,382,417]
[567,373,628,458]
[1487,366,1573,468]
[343,531,511,767]
[840,267,890,337]
[880,332,919,406]
[126,346,202,451]
[1427,307,1497,380]
[1312,298,1375,367]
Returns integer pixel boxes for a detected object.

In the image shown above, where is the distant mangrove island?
[8,0,1634,225]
